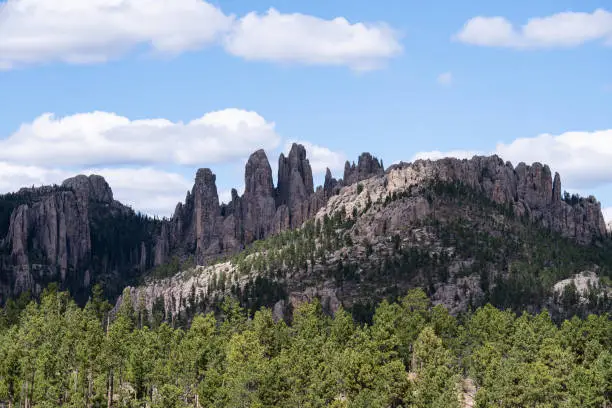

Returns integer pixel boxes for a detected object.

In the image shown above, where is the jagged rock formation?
[2,146,609,312]
[0,175,158,303]
[382,156,607,243]
[152,144,380,266]
[243,149,277,243]
[344,152,384,185]
[118,154,611,322]
[276,144,315,228]
[62,174,114,204]
[324,168,340,199]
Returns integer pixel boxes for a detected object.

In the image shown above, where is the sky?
[0,0,610,222]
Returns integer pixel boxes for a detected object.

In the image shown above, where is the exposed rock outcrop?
[119,153,610,321]
[0,175,155,303]
[62,174,114,204]
[324,168,340,199]
[276,144,315,228]
[382,155,606,243]
[343,152,384,185]
[2,146,609,309]
[150,143,330,266]
[242,150,276,244]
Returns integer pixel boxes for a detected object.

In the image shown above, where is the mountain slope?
[119,155,612,322]
[0,145,382,303]
[0,176,161,303]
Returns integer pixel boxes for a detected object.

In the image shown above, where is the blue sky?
[0,0,610,220]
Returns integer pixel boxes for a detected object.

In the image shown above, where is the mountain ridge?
[116,151,611,323]
[1,145,609,310]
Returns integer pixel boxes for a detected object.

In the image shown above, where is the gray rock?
[242,150,277,244]
[276,143,315,228]
[62,174,114,203]
[343,152,384,185]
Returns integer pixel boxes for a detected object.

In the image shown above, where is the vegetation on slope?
[0,285,610,407]
[147,180,612,322]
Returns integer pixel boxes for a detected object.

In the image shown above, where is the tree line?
[0,285,610,407]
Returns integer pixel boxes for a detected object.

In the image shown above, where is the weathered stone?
[324,168,340,198]
[62,174,114,204]
[242,150,277,244]
[277,143,315,228]
[192,169,222,261]
[343,152,384,185]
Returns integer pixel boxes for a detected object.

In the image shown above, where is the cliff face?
[382,156,607,243]
[152,143,380,266]
[1,147,608,309]
[0,175,158,303]
[344,152,384,186]
[117,154,610,322]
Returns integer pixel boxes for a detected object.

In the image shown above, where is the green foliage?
[149,255,196,280]
[0,287,610,407]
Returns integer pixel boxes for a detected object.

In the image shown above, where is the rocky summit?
[114,150,611,323]
[0,144,383,303]
[151,144,381,269]
[1,145,610,316]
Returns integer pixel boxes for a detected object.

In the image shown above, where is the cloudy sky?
[0,0,610,220]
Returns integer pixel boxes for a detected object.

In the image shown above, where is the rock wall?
[381,155,606,243]
[344,152,384,185]
[2,147,607,304]
[152,143,382,265]
[0,175,147,302]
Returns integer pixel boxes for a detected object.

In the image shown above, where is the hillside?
[119,153,612,323]
[1,144,610,318]
[0,144,382,304]
[0,175,161,304]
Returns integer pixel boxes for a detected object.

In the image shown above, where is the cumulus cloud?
[0,0,234,69]
[412,129,612,191]
[411,149,480,162]
[224,8,402,71]
[285,141,346,174]
[0,107,281,217]
[0,162,71,192]
[437,72,453,86]
[603,207,612,225]
[88,167,192,216]
[0,109,347,217]
[0,109,280,167]
[0,0,402,70]
[495,130,612,189]
[455,9,612,48]
[0,162,191,217]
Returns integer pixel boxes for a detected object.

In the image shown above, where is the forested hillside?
[0,285,610,407]
[125,177,612,327]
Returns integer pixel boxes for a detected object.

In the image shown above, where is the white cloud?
[285,141,346,174]
[437,72,453,86]
[455,9,612,49]
[0,0,234,69]
[224,8,402,71]
[603,207,612,225]
[0,162,71,192]
[0,109,281,167]
[412,149,480,162]
[87,167,192,217]
[0,162,191,217]
[495,130,612,189]
[0,110,349,217]
[412,129,612,191]
[0,0,402,70]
